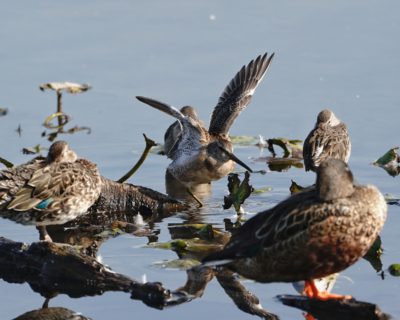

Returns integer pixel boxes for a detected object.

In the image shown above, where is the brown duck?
[203,158,387,299]
[303,109,351,172]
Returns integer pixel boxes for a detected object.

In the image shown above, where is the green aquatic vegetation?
[223,171,254,214]
[147,238,224,255]
[230,135,258,146]
[267,137,303,158]
[40,82,92,142]
[22,144,46,155]
[168,223,229,243]
[289,180,305,194]
[0,156,14,168]
[0,107,8,116]
[373,147,400,177]
[388,264,400,276]
[252,186,273,195]
[152,258,201,270]
[363,236,383,273]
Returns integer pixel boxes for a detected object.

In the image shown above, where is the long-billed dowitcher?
[203,159,387,300]
[303,109,351,171]
[136,53,274,204]
[0,141,102,241]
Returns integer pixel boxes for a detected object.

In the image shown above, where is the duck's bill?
[218,146,253,173]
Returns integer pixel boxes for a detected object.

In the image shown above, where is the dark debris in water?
[363,236,384,274]
[373,147,400,177]
[22,144,46,155]
[388,264,400,277]
[0,107,8,117]
[277,294,390,320]
[0,156,14,168]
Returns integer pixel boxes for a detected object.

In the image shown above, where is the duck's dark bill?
[218,146,253,173]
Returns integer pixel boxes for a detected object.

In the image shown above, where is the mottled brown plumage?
[303,109,351,172]
[0,141,101,227]
[136,53,274,188]
[203,159,386,296]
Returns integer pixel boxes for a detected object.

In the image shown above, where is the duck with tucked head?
[136,53,274,205]
[303,109,351,172]
[203,159,387,300]
[0,141,102,241]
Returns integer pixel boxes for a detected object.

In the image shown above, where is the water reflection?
[165,169,212,207]
[39,82,92,142]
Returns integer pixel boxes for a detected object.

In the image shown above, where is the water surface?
[0,1,399,319]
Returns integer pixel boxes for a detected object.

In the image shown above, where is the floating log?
[0,237,170,307]
[277,294,390,320]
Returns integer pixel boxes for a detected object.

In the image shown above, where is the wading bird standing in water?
[137,52,274,206]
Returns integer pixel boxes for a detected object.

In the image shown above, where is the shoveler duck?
[203,159,387,300]
[0,141,101,241]
[303,109,351,172]
[136,53,274,205]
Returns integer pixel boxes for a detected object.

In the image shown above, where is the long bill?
[218,146,253,173]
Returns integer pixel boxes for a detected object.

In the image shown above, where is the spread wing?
[208,53,274,136]
[136,96,206,159]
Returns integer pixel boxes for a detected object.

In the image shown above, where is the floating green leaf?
[168,223,230,245]
[152,258,201,270]
[252,186,273,195]
[363,236,383,273]
[223,171,254,213]
[230,135,258,146]
[147,238,224,256]
[388,264,400,277]
[373,147,400,177]
[290,180,305,194]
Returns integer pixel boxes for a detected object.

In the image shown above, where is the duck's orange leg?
[303,279,352,300]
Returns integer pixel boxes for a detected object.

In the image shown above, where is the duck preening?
[303,109,351,172]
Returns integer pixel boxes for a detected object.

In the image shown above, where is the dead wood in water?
[277,294,390,320]
[87,177,189,222]
[0,237,170,308]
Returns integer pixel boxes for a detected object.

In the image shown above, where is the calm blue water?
[1,1,399,319]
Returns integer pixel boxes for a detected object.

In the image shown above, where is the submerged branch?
[277,294,389,320]
[0,237,170,307]
[118,134,157,183]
